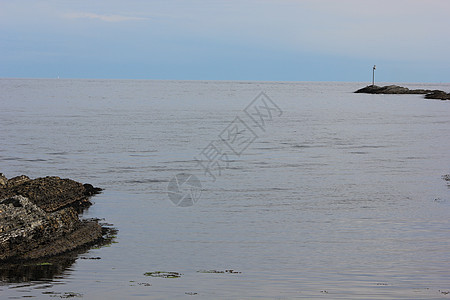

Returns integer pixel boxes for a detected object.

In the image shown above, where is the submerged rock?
[443,174,450,182]
[0,174,105,262]
[355,85,450,100]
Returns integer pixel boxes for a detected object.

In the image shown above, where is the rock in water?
[425,90,450,100]
[0,174,104,262]
[0,176,99,212]
[355,85,431,94]
[355,85,450,100]
[83,183,103,196]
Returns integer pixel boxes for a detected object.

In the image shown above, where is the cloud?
[64,12,147,22]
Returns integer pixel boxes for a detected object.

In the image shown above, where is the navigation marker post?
[372,65,376,86]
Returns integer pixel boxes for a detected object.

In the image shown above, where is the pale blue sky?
[1,0,449,82]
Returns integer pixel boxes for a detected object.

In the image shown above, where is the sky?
[1,0,449,82]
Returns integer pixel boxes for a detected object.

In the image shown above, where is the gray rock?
[0,176,99,213]
[355,85,449,101]
[6,175,31,187]
[0,174,104,262]
[355,85,432,94]
[0,173,7,187]
[425,90,450,100]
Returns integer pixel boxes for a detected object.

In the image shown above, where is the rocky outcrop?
[0,173,105,262]
[425,90,450,100]
[355,85,450,100]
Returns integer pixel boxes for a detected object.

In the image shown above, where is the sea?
[0,79,449,299]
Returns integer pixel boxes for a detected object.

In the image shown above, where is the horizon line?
[0,77,448,85]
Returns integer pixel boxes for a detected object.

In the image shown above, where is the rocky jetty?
[0,173,104,262]
[355,85,450,100]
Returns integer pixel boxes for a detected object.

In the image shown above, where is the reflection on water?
[0,253,79,284]
[0,224,117,283]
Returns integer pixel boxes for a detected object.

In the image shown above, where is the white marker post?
[372,65,376,86]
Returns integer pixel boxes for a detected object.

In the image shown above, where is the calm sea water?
[1,79,449,299]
